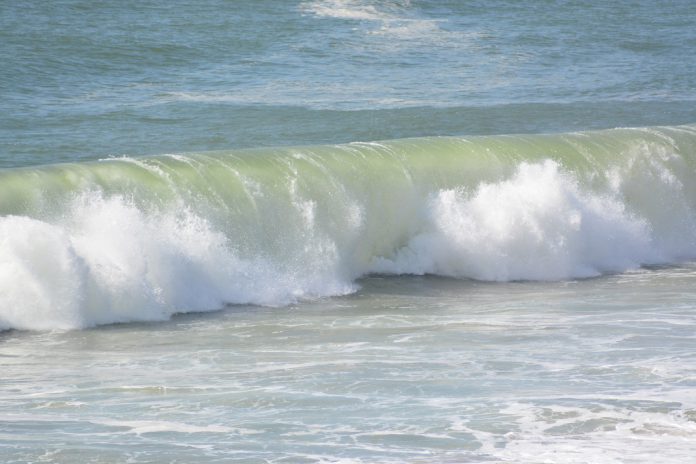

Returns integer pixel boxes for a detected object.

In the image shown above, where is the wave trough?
[2,124,696,330]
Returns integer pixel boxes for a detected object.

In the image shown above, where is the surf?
[2,124,696,330]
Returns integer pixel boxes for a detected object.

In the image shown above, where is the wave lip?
[1,124,696,330]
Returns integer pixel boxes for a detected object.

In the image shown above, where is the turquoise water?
[2,1,696,463]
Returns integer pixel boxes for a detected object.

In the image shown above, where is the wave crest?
[2,124,696,329]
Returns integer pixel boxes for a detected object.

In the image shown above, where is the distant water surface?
[2,0,696,166]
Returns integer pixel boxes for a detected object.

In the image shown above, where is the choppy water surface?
[2,270,696,463]
[2,0,696,167]
[2,1,696,463]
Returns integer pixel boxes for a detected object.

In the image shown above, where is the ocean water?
[2,1,696,463]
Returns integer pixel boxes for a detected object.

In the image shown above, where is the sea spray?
[369,160,655,280]
[0,192,355,331]
[2,124,696,330]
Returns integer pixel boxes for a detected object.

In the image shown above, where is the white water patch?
[468,401,696,464]
[96,419,236,435]
[608,140,696,257]
[0,192,354,331]
[300,0,391,21]
[370,160,658,280]
[299,0,475,44]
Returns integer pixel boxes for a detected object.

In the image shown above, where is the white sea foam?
[370,160,658,280]
[2,127,696,331]
[472,402,696,464]
[300,0,397,22]
[0,192,353,331]
[96,419,235,435]
[299,0,466,43]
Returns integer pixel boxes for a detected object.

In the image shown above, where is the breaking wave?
[2,124,696,330]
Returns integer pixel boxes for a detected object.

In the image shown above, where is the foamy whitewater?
[3,0,696,463]
[2,125,696,330]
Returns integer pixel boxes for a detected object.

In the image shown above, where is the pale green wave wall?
[2,124,696,330]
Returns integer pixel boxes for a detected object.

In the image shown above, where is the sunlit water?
[2,1,696,463]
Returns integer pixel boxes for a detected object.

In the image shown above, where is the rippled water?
[2,0,696,167]
[2,1,696,463]
[3,270,696,462]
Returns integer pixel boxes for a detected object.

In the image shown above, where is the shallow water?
[2,270,696,463]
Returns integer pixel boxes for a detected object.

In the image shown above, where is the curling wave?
[2,124,696,330]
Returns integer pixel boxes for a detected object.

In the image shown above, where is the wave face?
[2,124,696,330]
